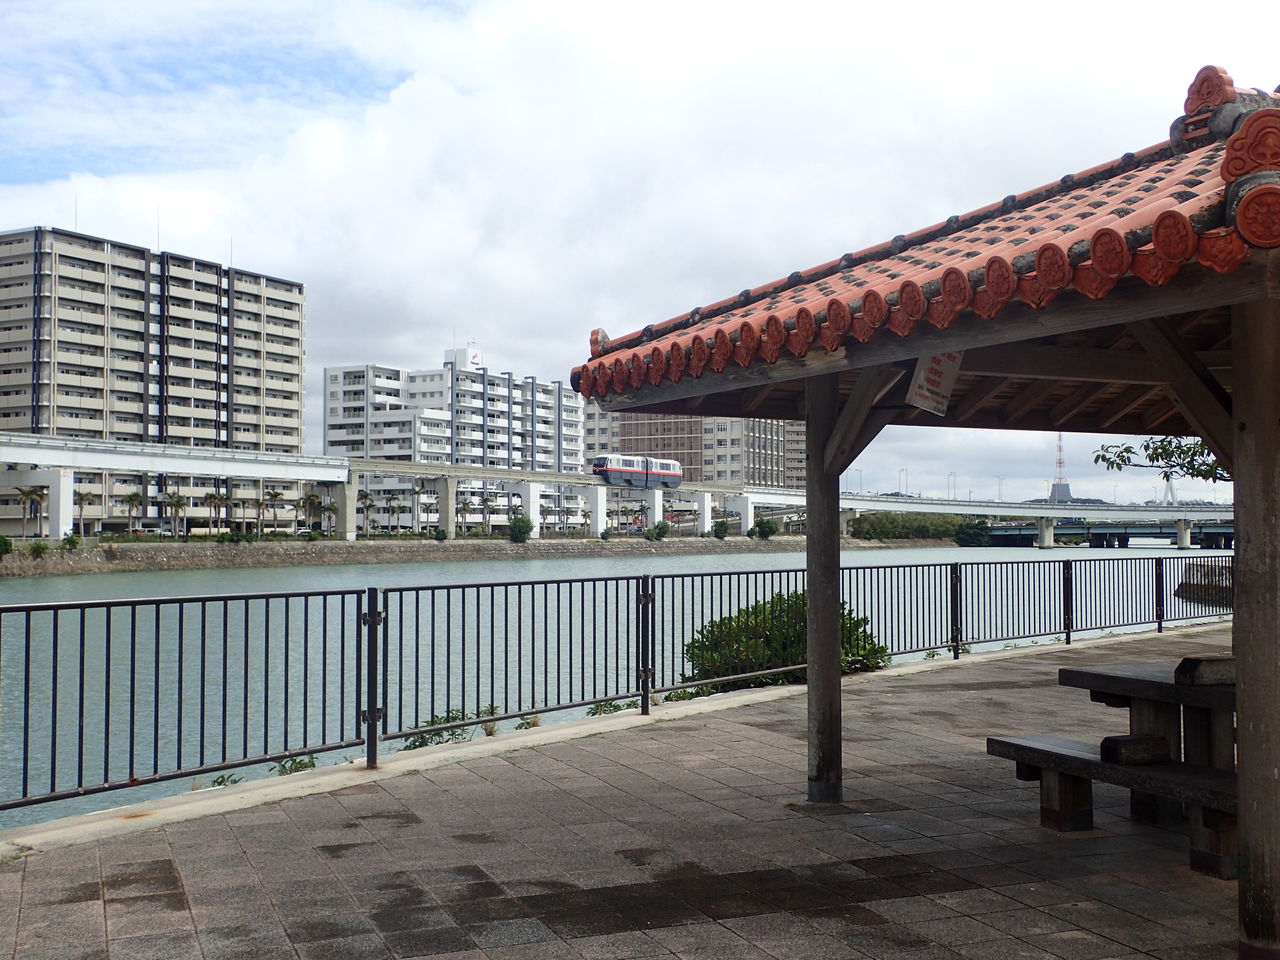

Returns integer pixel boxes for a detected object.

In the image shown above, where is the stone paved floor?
[0,625,1237,960]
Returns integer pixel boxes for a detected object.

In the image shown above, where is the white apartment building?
[0,226,305,535]
[583,402,805,489]
[324,346,584,532]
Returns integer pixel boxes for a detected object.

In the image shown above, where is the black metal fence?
[0,553,1232,813]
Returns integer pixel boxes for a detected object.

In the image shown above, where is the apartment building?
[324,346,584,531]
[0,226,305,534]
[583,401,805,489]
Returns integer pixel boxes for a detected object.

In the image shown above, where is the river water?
[0,541,1205,604]
[0,542,1231,830]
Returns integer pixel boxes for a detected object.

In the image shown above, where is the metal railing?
[0,553,1232,812]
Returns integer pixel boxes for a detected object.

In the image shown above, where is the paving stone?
[105,930,201,959]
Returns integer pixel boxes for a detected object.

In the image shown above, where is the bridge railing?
[0,554,1232,820]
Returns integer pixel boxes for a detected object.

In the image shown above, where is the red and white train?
[591,455,683,489]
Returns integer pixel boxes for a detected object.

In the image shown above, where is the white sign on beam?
[906,351,963,416]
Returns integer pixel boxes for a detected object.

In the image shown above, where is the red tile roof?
[572,66,1280,402]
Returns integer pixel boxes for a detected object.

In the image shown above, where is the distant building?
[0,226,305,535]
[584,401,804,488]
[324,346,584,531]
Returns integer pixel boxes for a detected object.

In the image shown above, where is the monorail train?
[592,455,683,489]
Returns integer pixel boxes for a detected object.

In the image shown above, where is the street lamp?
[898,467,908,496]
[946,471,956,499]
[855,468,862,493]
[994,475,1004,501]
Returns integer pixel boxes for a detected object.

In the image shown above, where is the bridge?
[0,433,1234,545]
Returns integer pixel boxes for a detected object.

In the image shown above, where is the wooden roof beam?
[961,345,1158,383]
[1098,384,1163,428]
[1050,382,1107,426]
[1003,380,1061,424]
[823,365,905,474]
[951,378,1010,423]
[1128,318,1234,472]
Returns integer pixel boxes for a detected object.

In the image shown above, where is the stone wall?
[0,535,931,580]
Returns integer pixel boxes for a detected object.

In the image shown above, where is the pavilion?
[574,66,1280,956]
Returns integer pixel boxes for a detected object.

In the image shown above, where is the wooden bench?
[987,733,1238,878]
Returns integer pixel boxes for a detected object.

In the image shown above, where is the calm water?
[0,541,1230,829]
[0,541,1208,605]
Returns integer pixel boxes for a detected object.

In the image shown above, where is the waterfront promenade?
[0,624,1234,959]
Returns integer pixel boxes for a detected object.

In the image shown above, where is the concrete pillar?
[585,485,607,537]
[47,469,72,539]
[643,488,663,532]
[8,467,72,539]
[513,482,546,539]
[1176,519,1193,550]
[439,476,457,541]
[1036,516,1055,549]
[806,374,842,803]
[335,480,358,541]
[726,494,754,535]
[693,491,713,535]
[1232,297,1280,957]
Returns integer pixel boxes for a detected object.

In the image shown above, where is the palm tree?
[73,490,94,537]
[15,485,42,539]
[357,489,375,537]
[412,479,433,535]
[202,491,225,534]
[539,504,553,535]
[582,508,592,537]
[382,492,400,535]
[456,497,473,535]
[480,495,495,535]
[300,491,322,532]
[247,498,264,537]
[164,491,187,537]
[263,489,286,535]
[321,500,338,536]
[394,502,409,534]
[123,490,145,533]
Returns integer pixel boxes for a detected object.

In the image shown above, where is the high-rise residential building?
[0,226,305,534]
[324,346,584,531]
[583,401,805,489]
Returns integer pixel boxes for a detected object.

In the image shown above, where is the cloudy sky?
[0,0,1258,505]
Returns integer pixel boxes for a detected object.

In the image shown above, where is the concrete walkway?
[0,625,1236,959]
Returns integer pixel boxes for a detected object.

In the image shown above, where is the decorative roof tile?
[573,67,1280,402]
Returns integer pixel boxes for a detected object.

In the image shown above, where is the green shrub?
[682,590,888,693]
[712,519,729,540]
[600,529,611,541]
[642,527,659,542]
[746,526,757,539]
[654,521,671,540]
[28,541,49,558]
[586,699,641,717]
[508,514,534,543]
[269,754,317,776]
[401,709,473,749]
[755,517,779,540]
[211,772,244,787]
[433,528,448,542]
[59,534,81,552]
[954,520,990,547]
[848,511,965,540]
[515,714,541,729]
[0,536,11,558]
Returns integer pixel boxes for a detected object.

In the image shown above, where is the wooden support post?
[806,373,842,803]
[1128,699,1183,824]
[1233,296,1280,958]
[1039,770,1094,831]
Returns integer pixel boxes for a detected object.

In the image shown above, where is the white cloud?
[0,0,1261,504]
